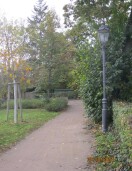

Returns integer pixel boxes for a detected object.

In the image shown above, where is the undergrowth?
[93,102,132,171]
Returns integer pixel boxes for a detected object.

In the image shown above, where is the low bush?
[1,99,44,109]
[45,97,68,112]
[94,102,132,171]
[22,99,44,109]
[67,91,78,99]
[53,91,78,99]
[1,98,68,112]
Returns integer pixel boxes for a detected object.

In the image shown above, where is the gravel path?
[0,100,94,171]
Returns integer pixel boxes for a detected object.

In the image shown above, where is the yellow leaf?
[9,74,13,78]
[26,79,30,85]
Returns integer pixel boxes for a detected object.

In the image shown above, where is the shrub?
[1,99,44,109]
[95,102,132,171]
[78,45,103,123]
[52,91,78,99]
[45,97,68,112]
[1,98,68,111]
[77,44,113,123]
[67,91,78,99]
[21,99,44,109]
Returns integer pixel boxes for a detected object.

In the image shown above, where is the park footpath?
[0,100,95,171]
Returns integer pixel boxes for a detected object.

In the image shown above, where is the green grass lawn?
[0,109,60,153]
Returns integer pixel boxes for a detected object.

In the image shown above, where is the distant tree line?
[0,0,76,100]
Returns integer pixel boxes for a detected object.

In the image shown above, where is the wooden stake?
[18,83,23,121]
[7,81,22,123]
[6,84,10,121]
[14,80,18,123]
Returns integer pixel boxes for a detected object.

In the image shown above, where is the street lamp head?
[98,25,109,44]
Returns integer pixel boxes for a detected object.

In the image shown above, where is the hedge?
[94,102,132,171]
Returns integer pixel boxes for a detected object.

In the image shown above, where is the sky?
[0,0,70,26]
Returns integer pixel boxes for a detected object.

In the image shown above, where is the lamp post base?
[102,98,107,133]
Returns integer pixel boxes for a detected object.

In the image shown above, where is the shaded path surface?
[0,100,94,171]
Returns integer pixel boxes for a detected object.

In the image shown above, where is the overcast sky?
[0,0,70,26]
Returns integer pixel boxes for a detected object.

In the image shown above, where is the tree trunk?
[47,68,51,99]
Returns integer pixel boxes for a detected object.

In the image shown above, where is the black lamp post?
[98,25,110,133]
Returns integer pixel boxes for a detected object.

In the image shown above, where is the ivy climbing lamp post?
[98,25,110,133]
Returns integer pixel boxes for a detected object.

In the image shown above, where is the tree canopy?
[63,0,132,122]
[27,1,75,96]
[0,0,76,100]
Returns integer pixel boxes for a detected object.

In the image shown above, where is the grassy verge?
[91,102,132,171]
[0,109,60,153]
